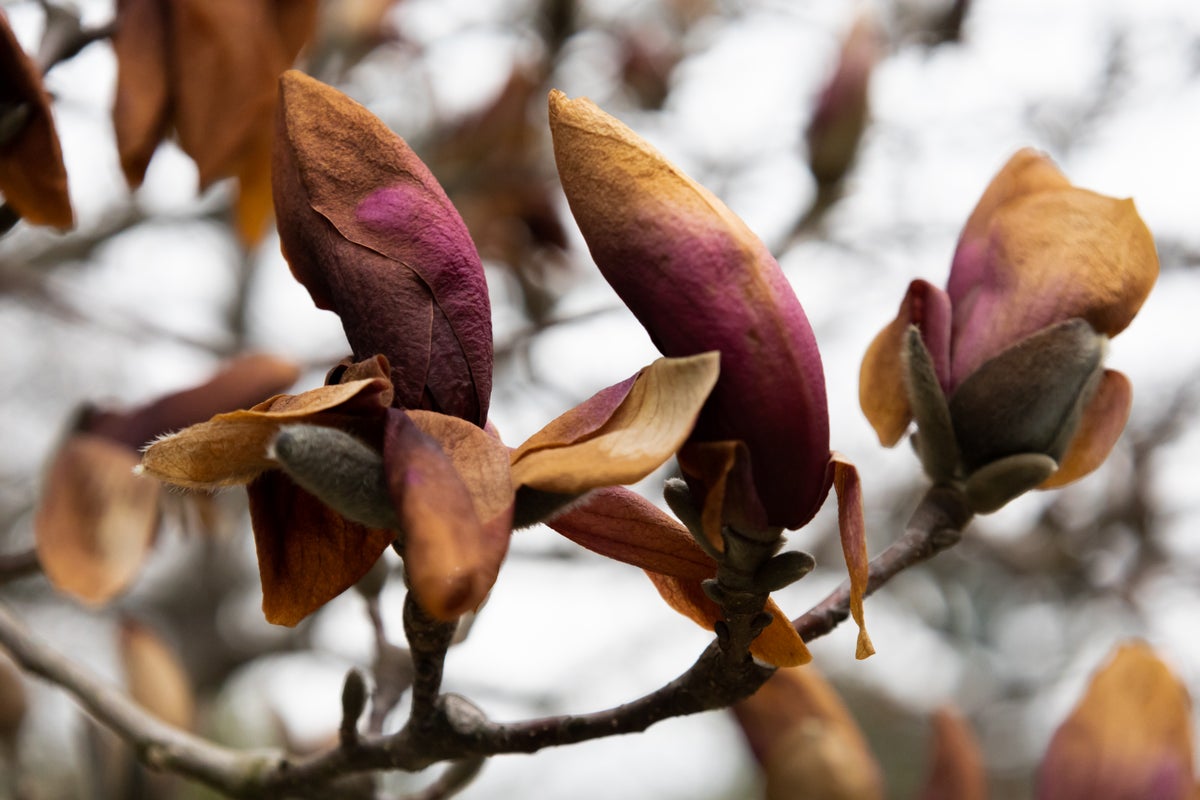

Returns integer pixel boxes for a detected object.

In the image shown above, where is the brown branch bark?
[0,485,974,798]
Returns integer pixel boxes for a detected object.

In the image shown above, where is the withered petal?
[111,0,171,187]
[1040,369,1132,489]
[250,471,394,626]
[510,353,719,494]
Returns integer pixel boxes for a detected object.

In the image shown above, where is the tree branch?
[0,484,974,798]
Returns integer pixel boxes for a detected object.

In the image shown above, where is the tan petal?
[1037,642,1194,800]
[119,619,195,730]
[405,410,515,619]
[920,708,987,800]
[139,377,390,490]
[1040,369,1132,489]
[250,471,395,626]
[733,664,884,800]
[111,0,171,186]
[35,434,161,605]
[510,353,719,493]
[676,439,764,552]
[0,12,73,227]
[546,486,715,580]
[832,454,873,659]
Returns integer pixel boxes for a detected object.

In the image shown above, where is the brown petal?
[1039,369,1132,489]
[733,665,884,800]
[139,377,390,490]
[832,454,873,659]
[546,486,715,580]
[170,0,287,187]
[676,439,767,550]
[510,353,719,493]
[35,434,161,605]
[111,0,171,187]
[405,410,515,619]
[920,708,988,800]
[0,11,72,227]
[84,352,301,449]
[119,619,195,730]
[250,470,394,626]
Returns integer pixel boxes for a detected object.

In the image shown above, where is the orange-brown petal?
[733,664,883,799]
[139,377,390,489]
[920,708,987,800]
[1037,642,1194,800]
[249,471,394,626]
[859,279,953,447]
[405,410,514,618]
[35,434,161,605]
[832,454,873,659]
[1039,369,1132,489]
[510,353,719,493]
[0,11,72,227]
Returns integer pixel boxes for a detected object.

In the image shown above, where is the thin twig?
[0,550,40,584]
[793,485,973,641]
[396,757,484,800]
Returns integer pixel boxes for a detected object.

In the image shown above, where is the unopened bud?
[964,453,1058,514]
[268,424,399,530]
[339,668,367,746]
[754,550,817,593]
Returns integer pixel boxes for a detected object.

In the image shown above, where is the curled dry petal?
[139,377,391,490]
[948,149,1158,384]
[119,619,195,730]
[733,665,884,800]
[275,70,492,424]
[36,435,161,605]
[554,487,810,667]
[549,90,831,530]
[1037,642,1194,800]
[390,410,514,620]
[0,11,72,227]
[831,454,873,659]
[920,708,987,800]
[510,353,719,493]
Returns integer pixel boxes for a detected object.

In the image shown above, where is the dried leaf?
[920,708,987,800]
[510,353,719,493]
[733,665,884,800]
[119,619,195,730]
[250,470,395,626]
[139,377,390,490]
[35,434,161,605]
[111,0,171,186]
[0,11,72,227]
[832,454,873,659]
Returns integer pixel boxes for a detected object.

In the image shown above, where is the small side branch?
[794,485,973,642]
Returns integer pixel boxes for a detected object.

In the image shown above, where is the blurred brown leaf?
[35,434,161,605]
[0,10,73,228]
[119,618,195,730]
[920,707,987,800]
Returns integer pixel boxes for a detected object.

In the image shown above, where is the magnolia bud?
[268,424,399,530]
